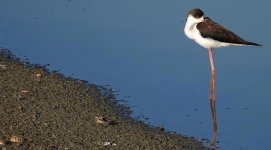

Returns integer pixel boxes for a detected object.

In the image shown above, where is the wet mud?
[0,49,206,149]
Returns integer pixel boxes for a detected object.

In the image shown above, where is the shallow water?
[1,1,270,149]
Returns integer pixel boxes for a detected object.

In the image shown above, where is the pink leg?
[208,48,216,106]
[208,48,217,147]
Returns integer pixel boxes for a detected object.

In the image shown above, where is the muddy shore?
[0,48,206,149]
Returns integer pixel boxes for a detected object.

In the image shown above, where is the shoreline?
[0,48,207,149]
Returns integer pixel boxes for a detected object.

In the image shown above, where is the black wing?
[197,17,261,46]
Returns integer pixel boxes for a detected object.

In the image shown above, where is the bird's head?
[186,8,205,25]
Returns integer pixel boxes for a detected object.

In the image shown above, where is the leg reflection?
[209,71,217,149]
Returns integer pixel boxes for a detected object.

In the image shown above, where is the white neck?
[184,15,204,40]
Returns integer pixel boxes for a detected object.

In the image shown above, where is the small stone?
[0,64,6,70]
[103,142,110,146]
[0,139,6,145]
[95,116,108,125]
[21,90,29,93]
[36,73,42,77]
[10,135,23,145]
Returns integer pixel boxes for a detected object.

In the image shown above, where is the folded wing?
[197,17,261,46]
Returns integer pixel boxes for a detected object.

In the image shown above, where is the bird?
[184,8,262,50]
[184,8,262,102]
[184,8,261,143]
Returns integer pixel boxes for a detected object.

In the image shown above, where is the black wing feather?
[197,17,261,46]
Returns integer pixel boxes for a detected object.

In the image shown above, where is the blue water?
[1,1,270,149]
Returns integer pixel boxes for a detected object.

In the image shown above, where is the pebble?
[0,64,6,70]
[10,135,23,145]
[0,139,5,145]
[95,116,108,125]
[36,73,42,77]
[21,90,29,93]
